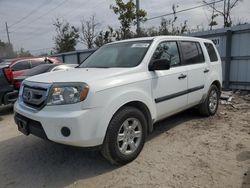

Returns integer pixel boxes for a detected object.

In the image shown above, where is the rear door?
[179,41,208,106]
[151,41,188,120]
[11,60,31,78]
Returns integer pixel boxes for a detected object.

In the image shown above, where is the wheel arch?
[211,80,222,95]
[95,89,156,145]
[116,101,153,134]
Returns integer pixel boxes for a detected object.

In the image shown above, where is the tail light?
[3,68,13,83]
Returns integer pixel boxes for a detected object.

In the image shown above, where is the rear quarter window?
[204,42,218,62]
[180,41,205,65]
[30,59,46,68]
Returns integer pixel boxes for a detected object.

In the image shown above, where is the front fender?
[93,83,156,144]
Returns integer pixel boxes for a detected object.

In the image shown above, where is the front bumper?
[14,102,104,147]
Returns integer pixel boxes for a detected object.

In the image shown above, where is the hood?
[25,67,133,84]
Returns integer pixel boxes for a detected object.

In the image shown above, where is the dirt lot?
[0,94,249,188]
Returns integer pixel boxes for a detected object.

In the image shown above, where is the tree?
[94,26,117,47]
[17,47,32,57]
[0,40,15,58]
[53,18,79,53]
[208,0,219,30]
[110,0,147,39]
[158,4,188,35]
[203,0,243,28]
[80,15,99,49]
[139,27,159,37]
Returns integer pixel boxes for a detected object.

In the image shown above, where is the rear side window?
[30,59,45,68]
[180,41,205,65]
[12,61,31,71]
[204,42,218,62]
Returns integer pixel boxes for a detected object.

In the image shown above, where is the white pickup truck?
[14,36,222,164]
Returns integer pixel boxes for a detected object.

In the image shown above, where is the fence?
[51,49,96,65]
[52,24,250,90]
[190,24,250,90]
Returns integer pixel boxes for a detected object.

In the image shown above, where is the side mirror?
[148,59,170,71]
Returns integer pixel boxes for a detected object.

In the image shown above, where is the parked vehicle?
[9,57,60,78]
[14,36,222,165]
[0,57,60,106]
[0,62,16,105]
[14,64,76,89]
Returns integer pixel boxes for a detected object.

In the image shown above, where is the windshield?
[80,40,152,68]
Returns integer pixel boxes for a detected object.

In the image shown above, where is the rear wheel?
[101,106,147,165]
[199,85,219,116]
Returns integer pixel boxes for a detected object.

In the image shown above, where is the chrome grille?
[21,82,51,110]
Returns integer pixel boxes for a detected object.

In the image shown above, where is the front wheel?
[101,106,147,165]
[199,85,219,116]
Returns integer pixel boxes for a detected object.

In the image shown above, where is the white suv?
[14,36,222,164]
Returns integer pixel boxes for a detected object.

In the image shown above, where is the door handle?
[178,74,187,79]
[204,68,210,73]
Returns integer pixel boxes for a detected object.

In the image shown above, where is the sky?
[0,0,249,55]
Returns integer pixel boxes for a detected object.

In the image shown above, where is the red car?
[2,57,60,86]
[0,57,60,105]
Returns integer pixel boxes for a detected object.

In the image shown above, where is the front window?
[151,41,181,67]
[79,40,152,68]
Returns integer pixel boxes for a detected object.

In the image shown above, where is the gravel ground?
[0,94,249,188]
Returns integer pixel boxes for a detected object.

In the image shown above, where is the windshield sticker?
[131,43,150,48]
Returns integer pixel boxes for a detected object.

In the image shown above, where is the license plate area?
[16,116,30,135]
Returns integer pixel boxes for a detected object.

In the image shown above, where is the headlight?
[47,83,89,105]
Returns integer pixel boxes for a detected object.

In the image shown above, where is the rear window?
[204,42,218,62]
[180,41,205,65]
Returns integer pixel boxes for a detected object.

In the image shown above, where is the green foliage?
[94,26,118,47]
[17,47,32,57]
[53,18,79,53]
[80,15,99,49]
[0,40,15,58]
[203,0,243,28]
[110,0,147,39]
[139,4,188,37]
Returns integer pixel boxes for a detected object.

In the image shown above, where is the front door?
[150,41,188,121]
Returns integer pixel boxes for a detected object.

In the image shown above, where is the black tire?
[101,106,147,165]
[199,85,219,116]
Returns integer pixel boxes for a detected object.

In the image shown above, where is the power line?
[14,0,106,43]
[146,0,224,21]
[10,0,68,33]
[16,29,54,43]
[8,0,50,28]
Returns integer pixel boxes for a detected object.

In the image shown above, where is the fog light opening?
[61,127,71,137]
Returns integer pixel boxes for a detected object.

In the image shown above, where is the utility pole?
[5,22,11,44]
[210,0,216,30]
[136,0,140,36]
